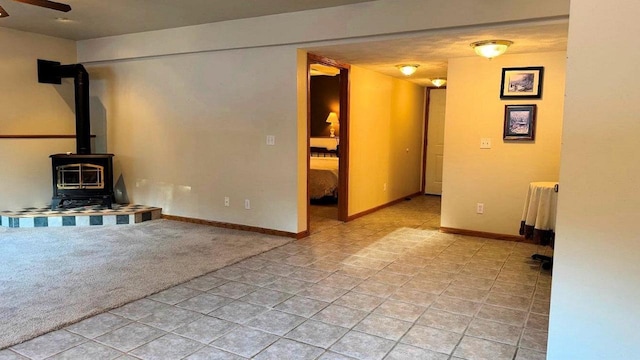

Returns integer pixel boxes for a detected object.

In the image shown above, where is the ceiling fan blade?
[0,5,9,17]
[12,0,71,12]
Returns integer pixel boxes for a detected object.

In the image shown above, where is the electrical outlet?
[476,203,484,214]
[480,138,491,149]
[224,197,230,207]
[244,199,251,209]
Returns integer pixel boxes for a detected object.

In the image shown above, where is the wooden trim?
[308,53,351,70]
[439,226,528,242]
[0,134,97,139]
[296,230,310,239]
[162,214,300,239]
[306,55,312,235]
[337,67,350,222]
[347,192,422,221]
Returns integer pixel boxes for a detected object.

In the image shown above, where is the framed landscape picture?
[504,104,536,140]
[500,66,544,99]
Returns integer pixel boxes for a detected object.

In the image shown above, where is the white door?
[425,88,446,195]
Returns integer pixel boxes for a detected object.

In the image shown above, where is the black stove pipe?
[38,59,91,155]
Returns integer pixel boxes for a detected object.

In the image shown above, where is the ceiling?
[0,1,568,87]
[305,20,569,86]
[0,0,375,40]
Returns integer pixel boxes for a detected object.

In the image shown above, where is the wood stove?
[38,59,115,209]
[50,153,114,209]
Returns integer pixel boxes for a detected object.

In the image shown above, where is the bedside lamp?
[326,112,339,137]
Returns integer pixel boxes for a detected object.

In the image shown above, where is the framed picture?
[500,66,544,99]
[504,105,536,140]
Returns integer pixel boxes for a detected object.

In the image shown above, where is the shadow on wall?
[49,65,109,154]
[86,65,116,154]
[90,97,107,153]
[53,78,75,116]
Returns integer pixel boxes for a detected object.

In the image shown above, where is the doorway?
[423,87,446,195]
[307,53,350,233]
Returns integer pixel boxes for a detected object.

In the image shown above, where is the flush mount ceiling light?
[470,40,513,59]
[431,78,447,87]
[396,64,419,76]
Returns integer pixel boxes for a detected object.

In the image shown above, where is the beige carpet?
[0,220,291,349]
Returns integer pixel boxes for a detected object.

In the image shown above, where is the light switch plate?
[266,135,275,146]
[480,138,491,149]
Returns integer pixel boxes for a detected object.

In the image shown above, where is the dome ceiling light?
[470,40,513,59]
[396,64,419,76]
[431,78,447,87]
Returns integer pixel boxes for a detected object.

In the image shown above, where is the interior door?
[425,88,446,195]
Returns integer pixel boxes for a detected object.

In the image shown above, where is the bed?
[310,156,339,199]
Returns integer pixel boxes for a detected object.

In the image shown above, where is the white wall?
[441,52,566,235]
[547,0,640,358]
[85,51,423,232]
[87,46,300,232]
[74,0,569,233]
[0,28,77,209]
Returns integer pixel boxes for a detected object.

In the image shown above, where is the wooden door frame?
[421,86,447,193]
[307,53,350,229]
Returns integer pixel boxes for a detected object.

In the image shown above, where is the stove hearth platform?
[1,204,161,228]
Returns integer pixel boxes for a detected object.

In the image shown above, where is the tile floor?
[0,196,552,359]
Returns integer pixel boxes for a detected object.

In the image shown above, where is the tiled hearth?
[0,204,162,228]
